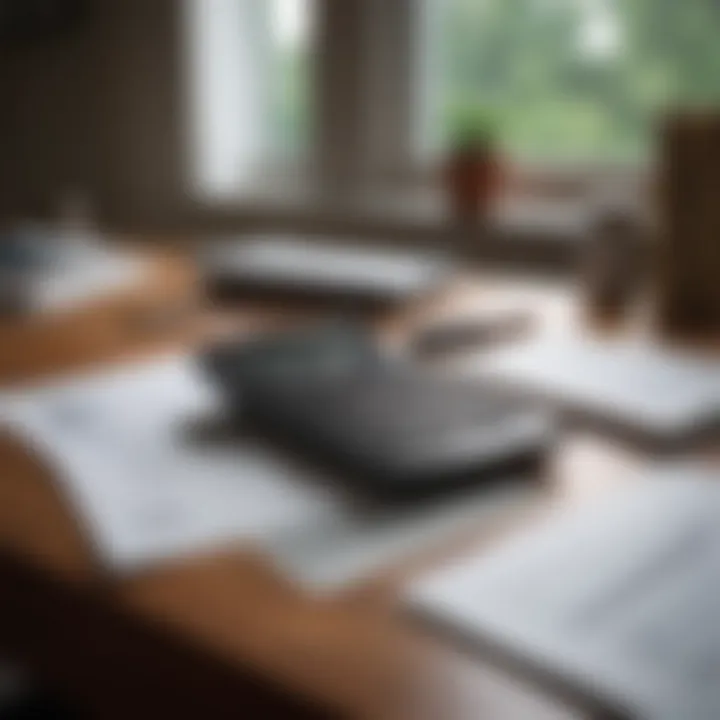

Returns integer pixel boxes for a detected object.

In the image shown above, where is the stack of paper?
[0,356,534,590]
[472,336,720,443]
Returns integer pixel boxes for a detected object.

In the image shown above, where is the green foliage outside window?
[271,43,311,158]
[439,0,720,162]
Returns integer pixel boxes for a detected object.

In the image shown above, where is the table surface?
[0,249,711,720]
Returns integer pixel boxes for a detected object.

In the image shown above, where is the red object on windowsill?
[444,147,502,223]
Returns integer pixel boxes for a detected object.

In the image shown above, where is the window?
[187,0,720,206]
[186,0,315,198]
[425,0,720,165]
[268,0,315,160]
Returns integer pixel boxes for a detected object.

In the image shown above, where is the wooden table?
[0,250,680,719]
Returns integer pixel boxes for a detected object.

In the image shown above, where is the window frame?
[185,0,648,237]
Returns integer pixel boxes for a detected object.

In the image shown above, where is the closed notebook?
[244,366,553,504]
[201,236,453,309]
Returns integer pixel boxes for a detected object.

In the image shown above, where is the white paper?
[408,468,720,720]
[0,355,534,590]
[469,335,720,437]
[32,248,144,311]
[205,236,449,293]
[0,357,342,567]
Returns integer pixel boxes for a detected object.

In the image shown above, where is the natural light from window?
[187,0,313,197]
[429,0,720,164]
[269,0,314,159]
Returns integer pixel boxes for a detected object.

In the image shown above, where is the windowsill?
[190,184,602,272]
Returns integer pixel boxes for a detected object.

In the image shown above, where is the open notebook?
[407,468,720,720]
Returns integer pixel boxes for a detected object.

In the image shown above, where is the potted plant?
[444,103,502,222]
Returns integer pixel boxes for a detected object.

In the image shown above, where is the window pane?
[431,0,720,163]
[269,0,315,160]
[186,0,314,197]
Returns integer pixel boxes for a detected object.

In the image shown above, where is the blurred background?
[1,2,720,719]
[6,0,720,235]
